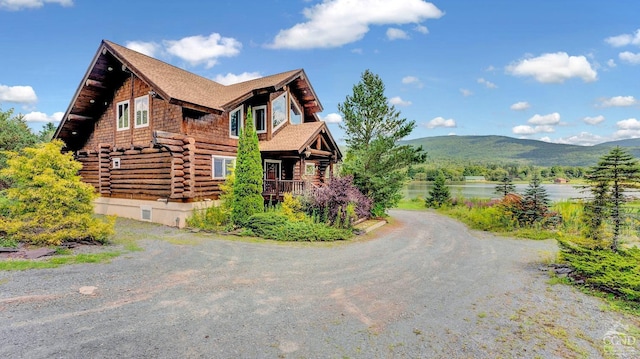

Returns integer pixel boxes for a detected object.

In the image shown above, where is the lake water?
[404,182,589,202]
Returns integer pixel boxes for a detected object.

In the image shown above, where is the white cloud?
[527,112,560,126]
[351,48,363,54]
[583,115,605,125]
[485,65,496,72]
[267,0,443,49]
[512,125,555,135]
[616,118,640,130]
[401,75,423,88]
[614,118,640,139]
[506,52,597,83]
[164,33,241,68]
[607,59,617,68]
[23,111,63,123]
[426,116,456,128]
[619,51,640,65]
[599,96,637,107]
[414,24,429,34]
[0,0,71,10]
[0,84,37,103]
[460,88,473,97]
[389,96,411,106]
[553,132,605,146]
[510,101,530,111]
[477,77,497,89]
[605,29,640,47]
[386,28,409,40]
[213,72,262,85]
[125,41,160,57]
[322,113,343,123]
[539,136,552,143]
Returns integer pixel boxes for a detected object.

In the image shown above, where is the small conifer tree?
[231,107,264,226]
[426,171,451,208]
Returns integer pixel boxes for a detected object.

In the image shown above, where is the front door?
[264,160,281,180]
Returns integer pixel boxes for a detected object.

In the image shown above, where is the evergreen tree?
[0,140,114,245]
[231,107,264,227]
[426,171,451,208]
[585,147,640,251]
[338,70,426,215]
[518,174,550,225]
[495,175,516,197]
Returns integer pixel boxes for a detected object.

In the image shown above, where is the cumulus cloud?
[0,0,72,10]
[460,88,473,97]
[477,77,497,89]
[605,29,640,47]
[401,75,423,88]
[389,96,411,106]
[527,112,560,126]
[164,33,241,68]
[506,52,597,83]
[510,101,530,111]
[267,0,443,49]
[553,132,605,146]
[512,125,555,135]
[23,111,64,123]
[614,118,640,139]
[599,96,638,107]
[386,28,409,40]
[321,113,343,123]
[607,59,617,68]
[426,117,456,128]
[619,51,640,65]
[125,41,160,57]
[213,72,262,85]
[0,84,37,103]
[414,24,429,34]
[583,115,605,125]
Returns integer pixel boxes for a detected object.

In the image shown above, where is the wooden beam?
[85,79,107,89]
[68,114,93,121]
[309,149,332,157]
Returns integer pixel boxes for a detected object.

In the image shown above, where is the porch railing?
[263,180,307,197]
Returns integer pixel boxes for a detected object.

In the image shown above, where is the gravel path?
[1,209,639,358]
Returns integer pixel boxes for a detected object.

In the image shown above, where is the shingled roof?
[103,41,306,112]
[260,122,326,152]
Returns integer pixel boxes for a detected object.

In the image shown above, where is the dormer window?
[229,105,243,138]
[253,105,267,134]
[272,93,287,131]
[290,100,302,125]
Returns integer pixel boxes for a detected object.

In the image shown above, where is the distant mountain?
[398,135,640,167]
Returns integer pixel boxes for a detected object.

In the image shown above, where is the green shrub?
[558,239,640,301]
[245,213,352,241]
[281,193,305,222]
[0,141,114,245]
[187,203,230,231]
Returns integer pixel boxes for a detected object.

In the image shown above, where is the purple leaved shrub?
[302,176,372,228]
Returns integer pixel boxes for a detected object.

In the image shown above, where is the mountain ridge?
[398,135,640,167]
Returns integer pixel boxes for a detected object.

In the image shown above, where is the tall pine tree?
[338,70,426,215]
[231,107,264,227]
[585,147,640,251]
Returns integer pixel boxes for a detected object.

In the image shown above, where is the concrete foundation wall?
[94,197,217,228]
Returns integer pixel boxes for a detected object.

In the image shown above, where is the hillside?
[398,135,640,167]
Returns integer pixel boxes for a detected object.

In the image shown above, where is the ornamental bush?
[245,212,352,241]
[0,140,114,245]
[302,176,371,227]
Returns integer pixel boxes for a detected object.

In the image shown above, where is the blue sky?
[0,0,639,146]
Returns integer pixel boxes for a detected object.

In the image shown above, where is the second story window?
[290,100,302,125]
[229,105,243,138]
[134,95,149,128]
[253,105,266,134]
[272,93,287,131]
[117,100,129,131]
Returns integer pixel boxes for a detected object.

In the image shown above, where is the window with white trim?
[134,95,149,128]
[229,105,243,138]
[112,158,121,169]
[253,105,267,134]
[271,93,287,131]
[212,156,236,179]
[290,99,302,125]
[117,100,130,130]
[305,163,316,176]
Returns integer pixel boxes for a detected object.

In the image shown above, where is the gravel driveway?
[1,209,639,358]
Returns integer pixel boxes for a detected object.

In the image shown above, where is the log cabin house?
[54,40,341,228]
